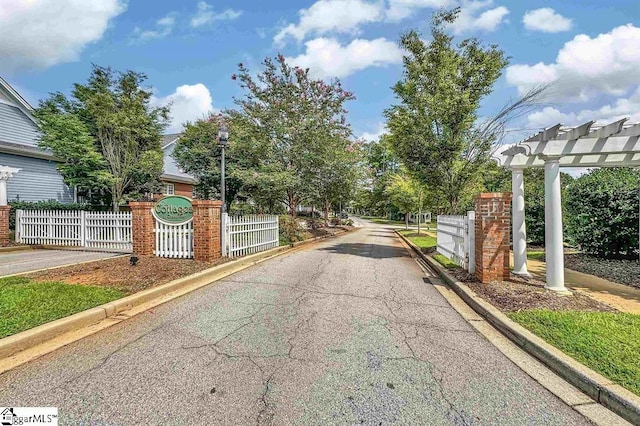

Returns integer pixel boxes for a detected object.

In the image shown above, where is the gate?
[154,220,193,258]
[436,212,475,273]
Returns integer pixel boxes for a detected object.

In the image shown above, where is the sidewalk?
[526,258,640,315]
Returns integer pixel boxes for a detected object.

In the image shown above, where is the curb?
[0,228,354,364]
[396,230,640,426]
[0,245,32,253]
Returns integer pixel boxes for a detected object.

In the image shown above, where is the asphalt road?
[0,249,120,277]
[0,220,591,425]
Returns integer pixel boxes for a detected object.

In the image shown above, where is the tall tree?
[385,172,429,230]
[37,65,169,210]
[228,55,354,217]
[385,9,544,214]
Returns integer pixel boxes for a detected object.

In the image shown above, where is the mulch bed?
[563,254,640,289]
[465,274,616,313]
[27,256,228,294]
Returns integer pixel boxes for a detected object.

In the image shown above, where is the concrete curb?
[0,228,353,363]
[0,245,32,253]
[396,230,640,426]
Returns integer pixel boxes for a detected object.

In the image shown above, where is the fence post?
[80,210,87,247]
[221,212,228,257]
[15,209,21,243]
[467,211,475,274]
[0,206,10,247]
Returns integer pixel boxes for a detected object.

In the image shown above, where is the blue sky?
[1,0,639,142]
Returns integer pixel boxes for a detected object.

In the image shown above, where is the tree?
[385,9,544,214]
[172,116,243,205]
[37,65,169,210]
[565,168,639,259]
[385,172,429,230]
[228,55,354,217]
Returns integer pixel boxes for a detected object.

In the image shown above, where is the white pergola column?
[0,166,20,206]
[543,158,567,292]
[511,168,530,276]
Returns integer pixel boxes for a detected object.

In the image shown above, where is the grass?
[0,276,125,339]
[527,250,546,261]
[397,230,458,269]
[360,216,434,229]
[508,310,640,397]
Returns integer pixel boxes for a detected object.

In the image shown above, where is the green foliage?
[36,65,169,210]
[384,172,430,228]
[0,276,125,338]
[565,168,639,259]
[509,310,640,397]
[278,215,307,245]
[173,117,242,204]
[228,55,355,216]
[8,200,92,230]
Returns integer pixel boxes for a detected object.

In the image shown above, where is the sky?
[1,0,640,144]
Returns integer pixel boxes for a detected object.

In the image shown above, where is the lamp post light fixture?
[217,122,229,213]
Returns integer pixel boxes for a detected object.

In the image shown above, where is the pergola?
[495,118,640,292]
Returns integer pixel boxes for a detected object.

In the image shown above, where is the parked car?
[340,211,349,219]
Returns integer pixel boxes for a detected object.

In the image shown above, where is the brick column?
[192,200,223,262]
[0,206,10,247]
[474,192,512,283]
[129,201,155,256]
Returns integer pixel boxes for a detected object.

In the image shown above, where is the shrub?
[565,168,639,259]
[8,200,91,230]
[278,215,307,246]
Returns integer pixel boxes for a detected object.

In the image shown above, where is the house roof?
[161,133,196,184]
[0,76,37,124]
[161,133,180,149]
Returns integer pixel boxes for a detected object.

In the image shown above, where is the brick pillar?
[474,192,512,283]
[192,200,222,262]
[130,201,155,256]
[0,206,10,247]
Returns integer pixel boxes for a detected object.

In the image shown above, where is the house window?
[163,183,175,195]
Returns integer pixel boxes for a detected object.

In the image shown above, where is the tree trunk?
[112,184,121,212]
[418,207,422,235]
[287,191,298,218]
[405,212,409,230]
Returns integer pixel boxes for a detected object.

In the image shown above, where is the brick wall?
[474,193,512,283]
[0,206,10,246]
[130,201,155,256]
[192,200,222,262]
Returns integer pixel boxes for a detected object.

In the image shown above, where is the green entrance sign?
[153,196,193,225]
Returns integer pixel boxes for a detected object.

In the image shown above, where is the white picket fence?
[16,210,132,252]
[223,213,279,258]
[154,220,194,258]
[436,212,475,273]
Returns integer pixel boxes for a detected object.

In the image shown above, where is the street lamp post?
[217,122,229,213]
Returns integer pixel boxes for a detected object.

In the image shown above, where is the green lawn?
[0,276,125,339]
[397,230,458,269]
[527,250,546,261]
[360,216,434,229]
[509,310,640,397]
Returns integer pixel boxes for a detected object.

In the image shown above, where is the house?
[0,77,74,203]
[0,77,196,204]
[160,134,196,197]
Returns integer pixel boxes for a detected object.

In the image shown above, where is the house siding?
[0,152,73,203]
[0,103,40,147]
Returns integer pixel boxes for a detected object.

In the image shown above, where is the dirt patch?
[27,256,228,294]
[465,274,616,313]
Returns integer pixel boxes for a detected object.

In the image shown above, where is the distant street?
[0,219,590,425]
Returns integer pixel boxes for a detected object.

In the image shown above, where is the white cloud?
[152,84,215,133]
[447,0,509,35]
[287,37,403,79]
[132,13,176,42]
[360,122,388,141]
[0,0,125,73]
[190,1,242,28]
[385,0,451,22]
[523,8,572,33]
[274,0,384,46]
[506,24,640,103]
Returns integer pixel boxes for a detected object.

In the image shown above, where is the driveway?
[0,223,590,425]
[0,249,121,277]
